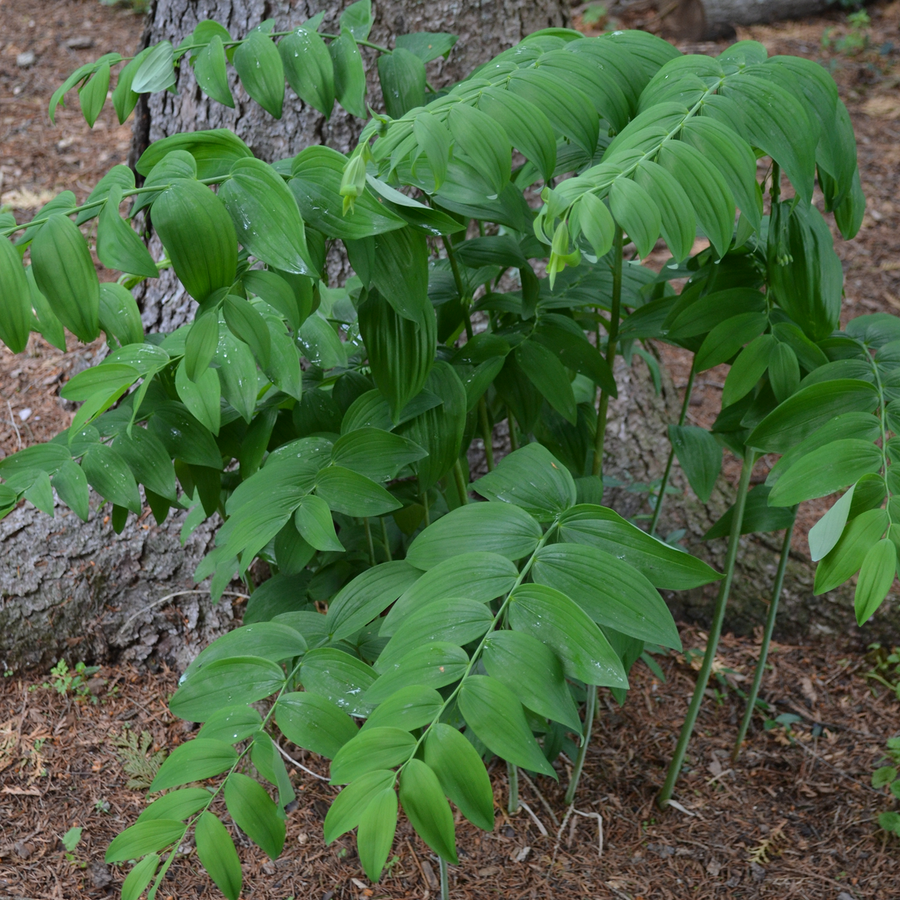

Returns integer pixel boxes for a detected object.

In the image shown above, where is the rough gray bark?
[0,0,570,672]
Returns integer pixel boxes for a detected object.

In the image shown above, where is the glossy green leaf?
[182,623,307,682]
[808,485,855,562]
[330,29,366,118]
[184,311,219,382]
[395,32,458,62]
[81,444,140,513]
[331,427,427,482]
[224,294,271,368]
[30,213,100,343]
[121,853,160,900]
[79,61,110,126]
[703,483,796,540]
[280,27,334,117]
[0,238,31,353]
[137,788,213,825]
[112,426,178,501]
[137,129,253,180]
[448,103,511,197]
[721,334,776,408]
[532,542,680,649]
[331,727,415,784]
[855,538,896,625]
[98,282,143,347]
[294,494,344,552]
[357,787,398,881]
[97,186,158,277]
[668,424,722,503]
[233,31,284,118]
[315,466,402,517]
[169,657,286,722]
[406,501,542,569]
[324,769,396,843]
[694,312,767,372]
[194,35,233,107]
[148,739,238,792]
[197,706,264,744]
[458,676,556,777]
[365,643,468,705]
[815,507,889,595]
[515,338,578,425]
[399,758,458,863]
[152,179,238,303]
[609,176,661,259]
[301,647,378,716]
[150,402,223,469]
[220,158,311,275]
[378,48,425,118]
[195,811,242,900]
[51,460,90,522]
[106,821,183,863]
[175,361,221,435]
[483,630,581,731]
[276,691,358,759]
[224,773,285,860]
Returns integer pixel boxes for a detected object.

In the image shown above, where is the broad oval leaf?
[330,727,416,784]
[106,821,184,863]
[399,758,458,863]
[195,811,242,900]
[364,643,469,705]
[275,691,358,759]
[855,539,897,626]
[224,773,285,860]
[324,769,396,843]
[148,739,238,792]
[233,30,284,118]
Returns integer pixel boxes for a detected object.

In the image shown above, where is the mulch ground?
[3,1,900,898]
[2,629,900,899]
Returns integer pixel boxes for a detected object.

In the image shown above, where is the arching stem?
[732,507,797,761]
[658,446,755,809]
[564,685,597,805]
[440,857,449,900]
[507,760,519,815]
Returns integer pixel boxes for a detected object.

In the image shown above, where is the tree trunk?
[0,0,570,673]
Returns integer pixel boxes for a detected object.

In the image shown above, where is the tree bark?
[0,0,570,672]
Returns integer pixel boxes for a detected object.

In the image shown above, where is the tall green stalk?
[440,857,449,900]
[507,760,519,815]
[649,366,696,537]
[732,508,797,761]
[658,446,756,809]
[564,684,597,804]
[592,226,624,477]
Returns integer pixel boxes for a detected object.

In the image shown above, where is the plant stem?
[439,857,450,900]
[564,685,597,805]
[507,760,519,815]
[592,226,624,478]
[453,459,469,504]
[732,507,797,762]
[649,366,696,537]
[363,517,376,566]
[479,397,495,471]
[380,517,392,562]
[422,484,430,528]
[657,446,755,809]
[508,413,519,451]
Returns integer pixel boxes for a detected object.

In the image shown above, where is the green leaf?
[97,187,158,278]
[106,821,184,863]
[369,226,430,322]
[378,48,426,118]
[137,129,253,180]
[152,179,238,303]
[99,283,144,347]
[315,466,402,517]
[458,676,556,777]
[376,598,493,673]
[184,311,220,382]
[668,424,722,503]
[276,692,358,759]
[362,686,442,734]
[149,740,238,792]
[558,504,721,590]
[399,758,458,863]
[169,657,286,722]
[482,631,581,732]
[331,29,366,118]
[150,402,223,469]
[477,87,556,184]
[815,507,889,595]
[570,192,616,260]
[326,561,421,642]
[331,428,427,483]
[298,315,345,369]
[293,494,343,552]
[509,584,630,687]
[703,484,796,540]
[243,269,311,331]
[694,312,767,372]
[52,460,90,521]
[30,213,100,343]
[197,706,264,744]
[406,502,542,569]
[748,379,880,453]
[532,542,680,649]
[515,339,578,425]
[359,288,435,423]
[220,158,311,275]
[330,727,416,784]
[609,176,661,259]
[769,440,882,507]
[413,111,452,189]
[341,0,373,39]
[722,334,776,408]
[448,103,511,197]
[132,41,176,93]
[29,268,67,351]
[224,773,285,860]
[79,62,110,127]
[280,27,334,118]
[0,238,31,353]
[175,361,221,435]
[300,647,378,716]
[49,63,95,124]
[365,643,468,705]
[195,811,242,900]
[112,427,178,501]
[137,788,214,824]
[357,787,398,881]
[855,538,896,626]
[194,35,234,107]
[808,485,855,562]
[423,723,493,832]
[471,443,575,517]
[395,32,458,62]
[233,31,284,118]
[224,295,271,368]
[325,770,395,844]
[111,48,151,123]
[81,444,141,513]
[121,853,160,900]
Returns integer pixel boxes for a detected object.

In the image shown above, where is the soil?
[3,1,900,898]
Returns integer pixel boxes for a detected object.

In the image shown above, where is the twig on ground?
[518,799,548,837]
[273,740,330,782]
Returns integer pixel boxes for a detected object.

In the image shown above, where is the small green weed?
[864,644,900,700]
[873,737,900,838]
[61,826,86,868]
[113,727,167,791]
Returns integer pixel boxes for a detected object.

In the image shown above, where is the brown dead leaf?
[862,95,900,119]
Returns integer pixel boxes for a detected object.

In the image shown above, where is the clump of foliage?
[873,736,900,838]
[0,1,891,896]
[114,727,168,791]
